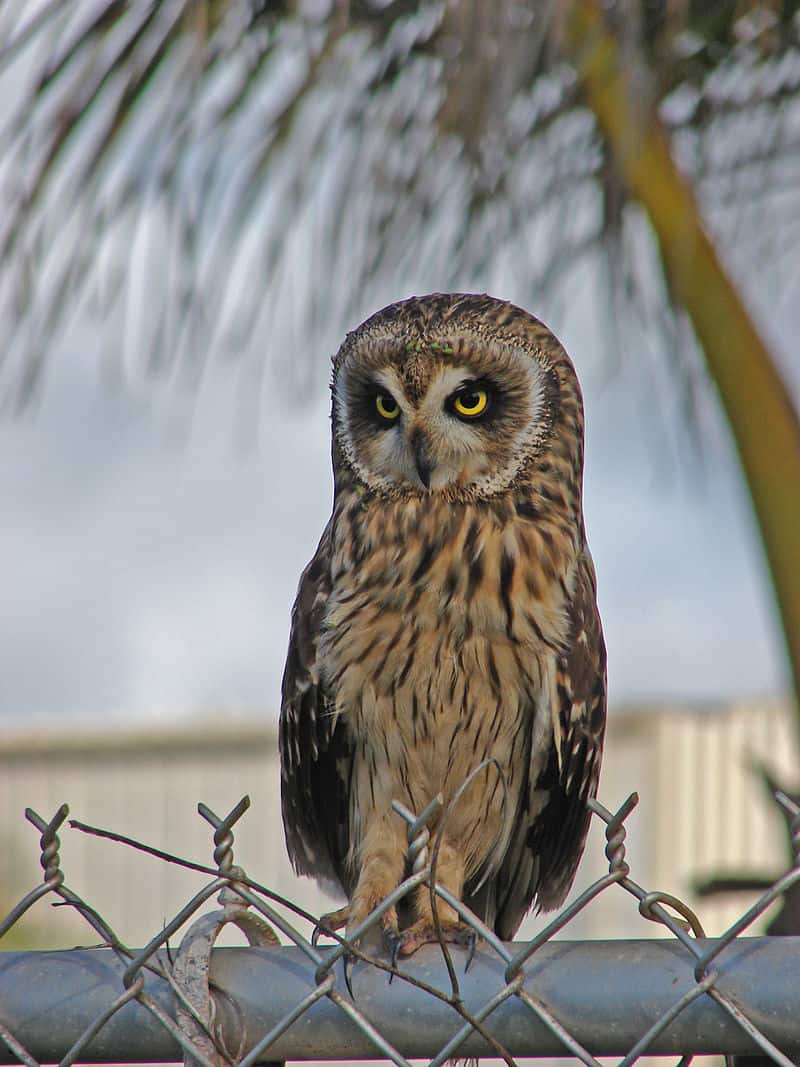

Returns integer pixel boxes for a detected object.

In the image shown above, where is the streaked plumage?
[280,293,606,949]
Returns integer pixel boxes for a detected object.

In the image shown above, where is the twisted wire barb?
[0,805,68,937]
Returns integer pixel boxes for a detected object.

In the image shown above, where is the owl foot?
[312,905,350,947]
[315,903,402,994]
[349,909,400,994]
[394,919,478,968]
[312,907,358,996]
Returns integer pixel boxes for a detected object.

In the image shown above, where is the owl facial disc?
[333,336,553,499]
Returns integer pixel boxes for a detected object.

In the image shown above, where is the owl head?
[331,293,582,500]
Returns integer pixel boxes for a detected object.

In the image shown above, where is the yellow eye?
[375,392,400,420]
[452,388,489,418]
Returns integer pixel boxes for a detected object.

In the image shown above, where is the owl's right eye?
[375,393,400,421]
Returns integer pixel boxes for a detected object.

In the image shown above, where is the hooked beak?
[411,430,433,489]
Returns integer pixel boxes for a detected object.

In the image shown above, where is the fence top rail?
[1,938,799,1063]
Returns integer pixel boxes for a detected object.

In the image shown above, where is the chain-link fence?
[1,783,799,1066]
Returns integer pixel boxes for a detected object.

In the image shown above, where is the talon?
[343,952,356,998]
[314,905,350,946]
[464,928,478,972]
[383,928,403,979]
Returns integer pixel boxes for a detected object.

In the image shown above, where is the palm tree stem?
[566,0,800,717]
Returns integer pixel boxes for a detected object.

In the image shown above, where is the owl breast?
[319,490,577,882]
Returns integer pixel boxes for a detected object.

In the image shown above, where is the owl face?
[331,295,563,499]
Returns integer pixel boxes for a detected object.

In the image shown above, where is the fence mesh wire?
[1,781,799,1067]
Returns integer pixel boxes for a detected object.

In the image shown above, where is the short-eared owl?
[280,293,606,952]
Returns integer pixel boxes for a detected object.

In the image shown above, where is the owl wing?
[279,522,354,896]
[467,547,607,940]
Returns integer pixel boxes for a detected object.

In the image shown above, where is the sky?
[0,257,789,726]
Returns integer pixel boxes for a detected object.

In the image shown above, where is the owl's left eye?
[375,392,400,421]
[450,385,491,419]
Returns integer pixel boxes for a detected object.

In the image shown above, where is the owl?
[280,293,606,955]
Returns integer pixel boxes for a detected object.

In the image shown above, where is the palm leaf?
[1,0,799,406]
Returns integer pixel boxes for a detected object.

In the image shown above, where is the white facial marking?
[337,341,547,495]
[412,349,545,494]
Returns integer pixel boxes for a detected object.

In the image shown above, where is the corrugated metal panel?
[643,701,797,937]
[0,720,339,949]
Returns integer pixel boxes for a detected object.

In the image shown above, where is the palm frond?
[1,0,800,405]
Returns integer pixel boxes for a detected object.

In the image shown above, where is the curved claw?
[383,928,404,982]
[313,905,350,947]
[343,952,356,999]
[463,927,478,973]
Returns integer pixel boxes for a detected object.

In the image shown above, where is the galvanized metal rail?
[1,938,799,1063]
